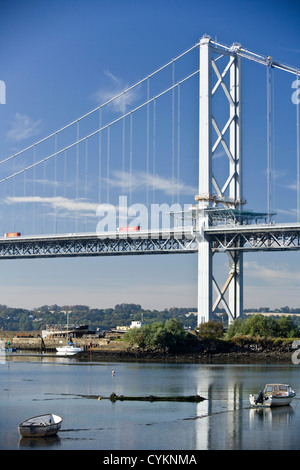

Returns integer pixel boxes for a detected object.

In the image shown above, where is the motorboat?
[56,342,84,356]
[249,383,296,407]
[18,413,62,437]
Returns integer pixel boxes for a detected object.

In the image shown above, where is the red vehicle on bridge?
[4,232,21,238]
[118,225,140,232]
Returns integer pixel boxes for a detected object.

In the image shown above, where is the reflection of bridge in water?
[195,376,296,450]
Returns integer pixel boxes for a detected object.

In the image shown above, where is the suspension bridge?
[1,35,300,325]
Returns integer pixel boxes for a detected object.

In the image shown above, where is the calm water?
[1,353,300,450]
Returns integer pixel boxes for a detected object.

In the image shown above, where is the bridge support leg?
[197,36,243,325]
[228,251,243,323]
[197,36,213,325]
[198,247,243,325]
[197,237,212,324]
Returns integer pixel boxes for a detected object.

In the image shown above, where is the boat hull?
[18,414,62,437]
[56,346,83,355]
[249,394,295,407]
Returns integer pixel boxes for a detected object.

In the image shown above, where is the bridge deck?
[206,223,300,252]
[1,223,300,259]
[0,228,197,259]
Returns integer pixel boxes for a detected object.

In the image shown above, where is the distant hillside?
[1,303,300,332]
[0,303,198,332]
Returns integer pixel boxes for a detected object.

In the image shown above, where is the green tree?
[124,319,198,352]
[243,315,277,337]
[196,321,225,340]
[277,316,299,338]
[226,314,300,339]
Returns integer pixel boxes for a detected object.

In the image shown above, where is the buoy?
[98,396,101,400]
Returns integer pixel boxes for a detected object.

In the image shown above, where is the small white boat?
[56,343,84,356]
[56,310,84,356]
[18,413,62,437]
[249,384,296,407]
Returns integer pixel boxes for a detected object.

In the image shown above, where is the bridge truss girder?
[0,232,197,259]
[2,226,300,258]
[208,225,300,252]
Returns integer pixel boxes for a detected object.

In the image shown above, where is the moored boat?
[55,310,84,356]
[18,413,62,437]
[56,343,84,355]
[249,384,296,407]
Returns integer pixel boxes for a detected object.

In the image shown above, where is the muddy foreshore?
[78,345,295,364]
[3,332,297,364]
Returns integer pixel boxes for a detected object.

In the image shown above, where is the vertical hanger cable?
[267,65,272,221]
[297,72,300,222]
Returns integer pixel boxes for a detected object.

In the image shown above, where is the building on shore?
[41,324,94,339]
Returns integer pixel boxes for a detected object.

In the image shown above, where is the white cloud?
[213,149,227,159]
[242,259,300,308]
[7,113,42,142]
[92,70,141,114]
[244,260,300,285]
[5,195,99,217]
[106,169,197,196]
[279,46,300,54]
[276,208,298,217]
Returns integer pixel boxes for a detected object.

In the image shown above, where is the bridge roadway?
[0,228,197,259]
[1,223,300,259]
[207,222,300,252]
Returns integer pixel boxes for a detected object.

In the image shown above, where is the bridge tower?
[197,36,243,325]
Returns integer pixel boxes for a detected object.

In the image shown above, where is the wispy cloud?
[263,168,287,181]
[276,208,298,217]
[4,168,196,218]
[92,70,141,114]
[7,113,42,142]
[244,260,300,285]
[279,46,300,54]
[26,178,73,189]
[5,196,99,217]
[281,179,300,191]
[106,170,197,196]
[213,149,227,159]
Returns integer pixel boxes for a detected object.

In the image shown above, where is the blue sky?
[0,0,300,311]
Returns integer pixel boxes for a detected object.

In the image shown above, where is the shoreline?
[2,334,297,365]
[78,347,295,364]
[4,347,294,364]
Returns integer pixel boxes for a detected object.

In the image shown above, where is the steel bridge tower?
[197,36,243,325]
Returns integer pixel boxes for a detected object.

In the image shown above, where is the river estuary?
[1,353,300,451]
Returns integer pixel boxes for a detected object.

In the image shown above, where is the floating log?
[107,392,205,403]
[54,392,206,402]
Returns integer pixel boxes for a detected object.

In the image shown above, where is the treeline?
[124,318,199,352]
[244,306,300,314]
[2,301,300,334]
[227,314,300,339]
[0,303,197,332]
[123,315,300,352]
